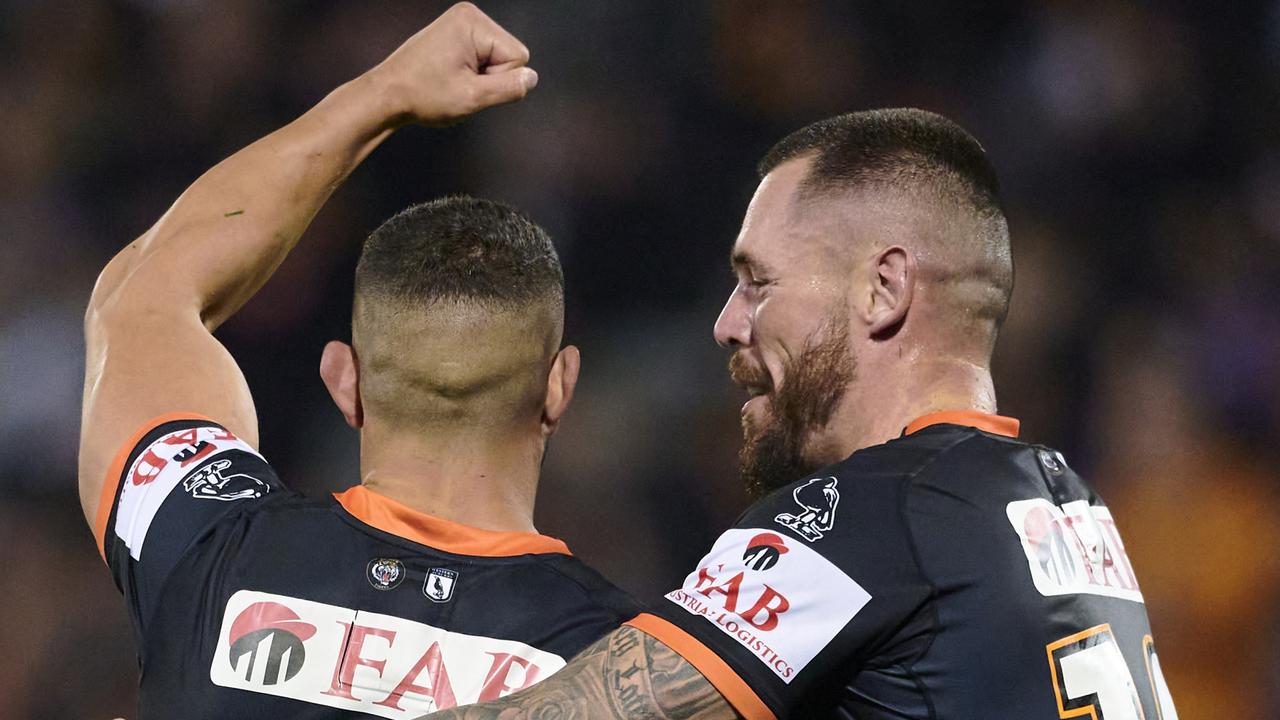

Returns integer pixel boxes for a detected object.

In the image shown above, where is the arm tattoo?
[420,625,740,719]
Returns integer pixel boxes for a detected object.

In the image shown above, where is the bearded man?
[421,109,1178,719]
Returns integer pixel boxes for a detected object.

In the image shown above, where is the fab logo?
[664,528,869,683]
[211,591,565,717]
[1007,499,1144,603]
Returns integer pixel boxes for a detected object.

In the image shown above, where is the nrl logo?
[774,477,839,542]
[183,459,271,502]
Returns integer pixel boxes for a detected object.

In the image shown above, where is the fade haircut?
[356,195,563,310]
[353,196,564,431]
[760,108,1013,341]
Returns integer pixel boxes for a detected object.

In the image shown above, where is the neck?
[813,352,998,462]
[357,421,544,534]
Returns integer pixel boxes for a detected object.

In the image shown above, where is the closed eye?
[730,249,776,289]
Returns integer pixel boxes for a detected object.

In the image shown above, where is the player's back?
[639,413,1177,719]
[98,417,638,720]
[872,423,1176,719]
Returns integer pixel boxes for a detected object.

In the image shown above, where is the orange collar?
[333,485,571,557]
[904,410,1020,438]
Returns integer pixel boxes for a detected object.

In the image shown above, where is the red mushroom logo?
[227,601,316,685]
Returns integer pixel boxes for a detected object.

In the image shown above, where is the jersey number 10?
[1046,624,1178,720]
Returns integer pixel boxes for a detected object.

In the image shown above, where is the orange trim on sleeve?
[626,613,776,720]
[332,485,572,558]
[904,410,1020,438]
[94,412,214,563]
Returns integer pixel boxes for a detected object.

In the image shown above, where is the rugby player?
[78,5,636,718]
[420,110,1179,719]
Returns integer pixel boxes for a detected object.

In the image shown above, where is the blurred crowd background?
[2,1,1278,717]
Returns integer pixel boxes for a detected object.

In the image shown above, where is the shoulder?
[533,554,642,619]
[737,428,975,530]
[165,487,350,565]
[825,424,1030,495]
[736,427,1029,568]
[840,423,1029,487]
[897,424,1032,478]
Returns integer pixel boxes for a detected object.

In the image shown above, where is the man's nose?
[714,290,751,349]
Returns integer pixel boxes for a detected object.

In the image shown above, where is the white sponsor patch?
[1006,499,1143,603]
[664,528,870,683]
[115,425,264,559]
[210,590,566,717]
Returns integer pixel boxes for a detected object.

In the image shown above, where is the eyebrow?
[730,249,769,274]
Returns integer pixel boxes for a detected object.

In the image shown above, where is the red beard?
[733,314,855,498]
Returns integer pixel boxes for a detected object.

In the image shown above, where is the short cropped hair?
[760,108,1013,332]
[353,196,564,430]
[356,195,563,310]
[759,108,1002,215]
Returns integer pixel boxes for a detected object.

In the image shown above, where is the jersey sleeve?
[628,473,931,719]
[93,413,288,633]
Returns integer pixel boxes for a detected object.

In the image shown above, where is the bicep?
[79,292,258,528]
[423,626,738,719]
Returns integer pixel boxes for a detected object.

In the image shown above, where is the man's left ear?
[542,345,580,437]
[864,245,915,337]
[320,340,364,429]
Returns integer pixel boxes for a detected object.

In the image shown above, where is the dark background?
[2,1,1278,717]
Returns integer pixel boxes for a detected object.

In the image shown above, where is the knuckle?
[462,82,486,109]
[450,2,479,18]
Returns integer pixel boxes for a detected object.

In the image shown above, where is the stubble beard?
[734,314,855,499]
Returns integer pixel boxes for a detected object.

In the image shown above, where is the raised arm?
[421,625,739,720]
[78,2,537,527]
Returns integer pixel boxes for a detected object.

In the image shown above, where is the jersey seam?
[136,492,281,646]
[896,429,990,720]
[533,560,638,622]
[898,660,938,720]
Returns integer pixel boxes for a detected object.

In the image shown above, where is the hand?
[369,2,537,127]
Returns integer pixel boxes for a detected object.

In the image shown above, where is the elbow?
[85,255,128,329]
[85,238,149,330]
[86,230,210,333]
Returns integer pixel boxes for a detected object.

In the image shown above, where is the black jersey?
[631,412,1178,720]
[93,415,639,720]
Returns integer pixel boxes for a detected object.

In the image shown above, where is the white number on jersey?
[1046,624,1178,720]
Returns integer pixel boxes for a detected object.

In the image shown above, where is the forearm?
[90,71,402,330]
[421,626,735,720]
[77,2,536,528]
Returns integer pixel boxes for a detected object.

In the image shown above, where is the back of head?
[353,196,564,435]
[761,108,1013,355]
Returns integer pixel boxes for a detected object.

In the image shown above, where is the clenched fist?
[367,2,537,126]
